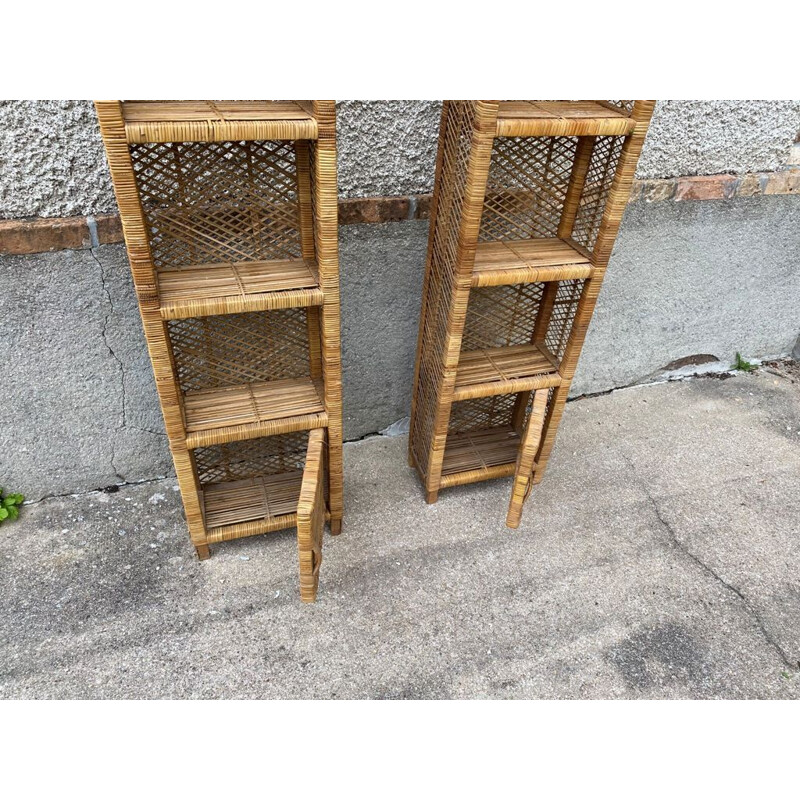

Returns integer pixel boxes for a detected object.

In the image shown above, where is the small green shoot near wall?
[732,352,756,372]
[0,487,24,526]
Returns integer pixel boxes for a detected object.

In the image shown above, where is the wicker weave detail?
[195,432,309,486]
[447,393,519,434]
[479,136,577,243]
[570,136,625,253]
[603,101,636,115]
[543,279,585,361]
[461,283,544,350]
[410,101,482,477]
[130,139,302,269]
[167,308,311,394]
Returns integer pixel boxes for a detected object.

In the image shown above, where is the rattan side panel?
[569,136,625,254]
[459,279,583,365]
[409,101,497,487]
[479,136,578,243]
[461,284,544,350]
[448,394,518,433]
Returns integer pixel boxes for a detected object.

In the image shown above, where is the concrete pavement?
[1,368,798,698]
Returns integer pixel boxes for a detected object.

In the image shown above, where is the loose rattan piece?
[96,100,343,602]
[409,100,655,525]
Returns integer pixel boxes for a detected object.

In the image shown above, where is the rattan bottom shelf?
[439,426,520,489]
[202,472,303,543]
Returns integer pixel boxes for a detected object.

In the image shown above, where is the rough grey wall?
[336,101,440,197]
[639,100,800,179]
[2,195,798,500]
[0,101,116,218]
[1,100,799,218]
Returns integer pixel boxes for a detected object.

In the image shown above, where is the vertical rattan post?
[296,140,324,381]
[311,101,344,534]
[410,100,655,526]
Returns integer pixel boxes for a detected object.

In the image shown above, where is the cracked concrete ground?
[1,371,799,699]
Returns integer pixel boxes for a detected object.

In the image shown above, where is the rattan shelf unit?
[96,101,343,602]
[409,100,655,527]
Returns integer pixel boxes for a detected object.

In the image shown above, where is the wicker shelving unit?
[409,101,655,527]
[96,101,343,602]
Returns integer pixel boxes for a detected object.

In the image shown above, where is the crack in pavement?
[90,247,126,431]
[23,474,173,506]
[89,247,127,482]
[619,451,795,670]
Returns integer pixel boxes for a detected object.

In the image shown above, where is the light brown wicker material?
[123,101,317,143]
[410,100,655,524]
[96,100,343,602]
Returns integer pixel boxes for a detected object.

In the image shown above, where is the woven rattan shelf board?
[203,471,304,530]
[495,101,636,137]
[123,101,317,143]
[453,343,561,400]
[441,426,520,476]
[471,239,592,287]
[183,377,326,446]
[157,259,323,319]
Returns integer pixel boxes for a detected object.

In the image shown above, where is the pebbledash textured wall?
[1,100,800,218]
[1,101,799,500]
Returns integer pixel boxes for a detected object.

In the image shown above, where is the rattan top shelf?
[122,101,317,143]
[495,102,636,138]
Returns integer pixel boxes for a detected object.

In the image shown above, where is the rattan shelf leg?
[426,489,439,504]
[195,544,211,560]
[330,518,342,535]
[169,442,209,554]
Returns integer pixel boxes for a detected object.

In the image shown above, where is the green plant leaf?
[7,506,18,520]
[0,507,8,521]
